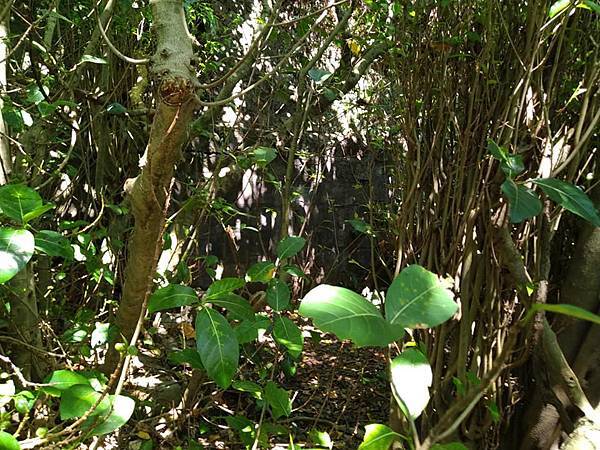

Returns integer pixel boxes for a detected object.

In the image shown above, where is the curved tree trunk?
[105,0,198,371]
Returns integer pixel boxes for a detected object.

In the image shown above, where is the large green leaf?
[148,284,198,313]
[251,147,277,167]
[210,293,255,321]
[0,431,21,450]
[41,370,90,397]
[487,140,524,177]
[35,230,74,259]
[385,265,457,329]
[246,261,276,283]
[204,277,245,300]
[195,308,239,388]
[264,381,291,419]
[532,178,600,226]
[276,236,306,259]
[532,303,600,325]
[0,228,34,283]
[273,316,303,359]
[358,424,402,450]
[59,384,135,435]
[266,279,291,311]
[501,179,542,223]
[299,285,404,347]
[390,348,432,420]
[0,184,43,224]
[234,316,270,344]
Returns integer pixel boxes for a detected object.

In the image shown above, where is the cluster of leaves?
[488,140,600,226]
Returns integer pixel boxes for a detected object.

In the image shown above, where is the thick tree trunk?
[105,0,198,371]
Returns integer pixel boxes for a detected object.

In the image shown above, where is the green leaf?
[35,230,74,259]
[232,380,263,399]
[246,261,276,283]
[210,293,255,321]
[168,348,204,369]
[276,236,306,259]
[358,424,402,450]
[41,370,90,397]
[59,384,111,420]
[0,431,21,450]
[549,0,571,17]
[580,0,600,14]
[390,348,432,419]
[195,308,239,388]
[264,381,291,419]
[309,430,333,449]
[204,277,245,300]
[0,228,35,284]
[347,218,374,236]
[14,391,35,414]
[88,394,135,435]
[532,178,600,226]
[385,265,457,329]
[80,54,108,64]
[22,204,54,223]
[148,284,198,313]
[106,103,127,114]
[308,68,332,83]
[487,140,524,177]
[532,303,600,325]
[251,147,277,167]
[487,139,508,161]
[282,265,305,278]
[273,316,303,359]
[0,184,43,223]
[25,85,48,105]
[234,316,270,344]
[299,285,404,347]
[266,279,291,311]
[501,179,542,223]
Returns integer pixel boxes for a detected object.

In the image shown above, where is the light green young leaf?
[41,370,90,397]
[385,265,457,329]
[501,179,542,223]
[549,0,571,17]
[299,284,404,347]
[273,316,303,359]
[252,147,277,167]
[0,228,35,284]
[0,431,21,450]
[358,424,402,450]
[390,348,432,420]
[196,308,239,389]
[532,178,600,226]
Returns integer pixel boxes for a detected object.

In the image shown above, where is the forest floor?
[117,313,390,450]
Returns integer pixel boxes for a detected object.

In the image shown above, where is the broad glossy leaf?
[35,230,74,259]
[358,424,401,450]
[42,370,90,397]
[246,261,276,283]
[276,236,306,259]
[308,68,332,83]
[385,265,457,329]
[148,284,198,313]
[196,308,239,388]
[501,179,542,223]
[60,384,110,420]
[234,316,270,344]
[264,381,291,418]
[232,380,263,399]
[266,279,291,311]
[0,185,42,224]
[273,316,303,359]
[533,178,600,226]
[0,431,20,450]
[211,293,255,321]
[282,265,305,278]
[204,277,245,300]
[299,285,404,347]
[22,203,54,223]
[0,228,34,283]
[89,394,135,435]
[390,349,432,419]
